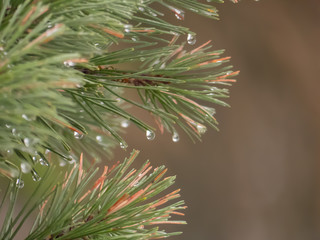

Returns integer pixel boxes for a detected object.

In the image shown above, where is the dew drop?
[187,33,196,45]
[5,124,11,128]
[74,131,83,139]
[149,10,157,17]
[59,160,66,167]
[120,142,128,149]
[24,138,30,147]
[121,119,130,128]
[68,155,76,164]
[146,130,155,141]
[64,61,75,67]
[16,178,24,188]
[39,158,49,166]
[124,24,132,33]
[96,135,103,142]
[32,156,38,163]
[172,132,180,142]
[6,149,12,156]
[47,21,53,28]
[21,162,32,173]
[138,7,145,11]
[196,124,207,135]
[153,59,160,66]
[160,63,166,69]
[174,8,185,20]
[31,170,41,182]
[94,43,102,49]
[131,36,139,42]
[22,114,32,121]
[203,106,216,116]
[11,128,17,136]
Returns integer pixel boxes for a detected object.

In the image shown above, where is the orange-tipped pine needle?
[197,56,231,67]
[77,153,83,186]
[22,6,37,25]
[130,29,155,33]
[154,168,167,182]
[52,118,83,135]
[161,91,217,122]
[23,24,64,50]
[90,24,124,38]
[190,40,212,54]
[92,166,108,190]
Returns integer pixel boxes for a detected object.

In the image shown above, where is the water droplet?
[16,179,24,188]
[22,114,32,121]
[120,142,128,149]
[138,7,145,11]
[172,132,180,142]
[153,59,160,66]
[160,63,166,69]
[21,162,32,173]
[47,21,53,28]
[196,124,207,135]
[131,36,139,42]
[174,8,185,20]
[149,10,157,17]
[59,160,66,167]
[146,130,155,141]
[12,128,17,136]
[96,135,103,142]
[94,43,102,49]
[124,24,132,33]
[121,120,130,128]
[68,155,76,164]
[6,149,12,156]
[187,33,196,45]
[74,131,83,139]
[203,106,216,116]
[64,61,75,67]
[5,124,11,128]
[31,170,41,182]
[32,156,38,163]
[24,138,30,147]
[39,158,49,166]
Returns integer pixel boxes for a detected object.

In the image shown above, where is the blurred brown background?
[115,1,320,239]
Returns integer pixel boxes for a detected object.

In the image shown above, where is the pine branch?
[0,0,241,238]
[0,0,238,177]
[0,150,186,240]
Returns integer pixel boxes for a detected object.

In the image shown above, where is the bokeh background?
[114,1,320,239]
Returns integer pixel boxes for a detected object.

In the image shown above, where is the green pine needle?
[0,150,186,240]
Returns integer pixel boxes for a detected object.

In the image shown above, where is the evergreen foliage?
[0,0,237,239]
